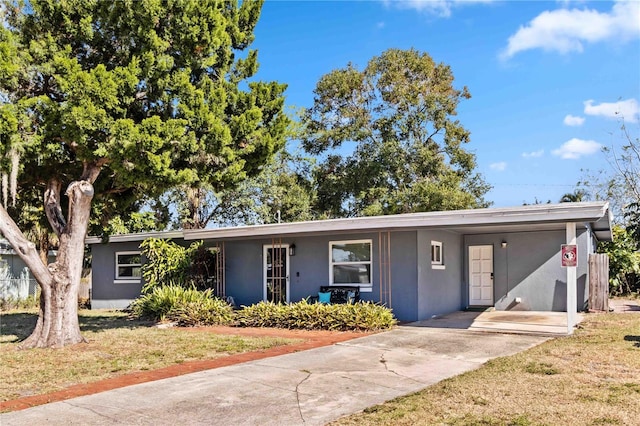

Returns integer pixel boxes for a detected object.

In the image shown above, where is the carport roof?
[85,201,612,244]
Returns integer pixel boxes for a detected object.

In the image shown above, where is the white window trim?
[329,239,373,289]
[115,251,142,283]
[431,241,445,270]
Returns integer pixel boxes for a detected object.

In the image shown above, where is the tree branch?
[81,160,106,184]
[0,205,53,288]
[44,178,66,236]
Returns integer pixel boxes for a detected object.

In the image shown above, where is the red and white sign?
[561,244,577,267]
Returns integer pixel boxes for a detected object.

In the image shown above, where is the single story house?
[87,202,612,329]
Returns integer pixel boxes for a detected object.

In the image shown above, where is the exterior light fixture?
[289,244,296,256]
[501,241,508,248]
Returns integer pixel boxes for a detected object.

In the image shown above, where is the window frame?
[114,251,142,283]
[431,241,445,269]
[329,239,373,290]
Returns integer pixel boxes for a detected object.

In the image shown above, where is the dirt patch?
[0,327,369,413]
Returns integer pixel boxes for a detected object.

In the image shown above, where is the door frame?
[263,244,290,303]
[468,244,494,307]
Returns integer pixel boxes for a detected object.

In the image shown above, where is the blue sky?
[250,0,640,207]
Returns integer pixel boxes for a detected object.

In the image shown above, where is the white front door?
[263,245,290,304]
[469,245,494,306]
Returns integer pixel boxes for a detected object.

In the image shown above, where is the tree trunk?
[184,186,205,229]
[0,177,95,348]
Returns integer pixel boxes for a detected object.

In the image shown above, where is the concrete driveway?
[1,326,547,426]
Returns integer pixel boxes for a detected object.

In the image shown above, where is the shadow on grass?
[0,312,38,342]
[624,335,640,348]
[78,313,156,333]
[0,311,156,343]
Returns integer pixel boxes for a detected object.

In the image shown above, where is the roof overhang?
[84,202,613,245]
[183,201,613,242]
[85,230,184,245]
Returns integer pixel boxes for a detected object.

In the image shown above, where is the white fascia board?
[85,230,184,245]
[183,202,611,241]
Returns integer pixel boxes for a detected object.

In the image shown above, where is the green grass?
[0,309,300,402]
[333,314,640,426]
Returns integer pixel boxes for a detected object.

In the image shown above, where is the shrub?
[139,239,197,293]
[0,293,39,311]
[234,299,397,331]
[130,285,233,326]
[598,225,640,296]
[140,238,219,293]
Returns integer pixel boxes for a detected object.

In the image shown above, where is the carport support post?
[566,222,577,335]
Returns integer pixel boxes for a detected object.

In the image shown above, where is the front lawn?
[0,309,299,402]
[333,313,640,425]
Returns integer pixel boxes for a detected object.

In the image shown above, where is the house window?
[431,241,445,269]
[329,240,372,288]
[115,251,142,282]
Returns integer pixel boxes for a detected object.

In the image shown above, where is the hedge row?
[130,285,396,331]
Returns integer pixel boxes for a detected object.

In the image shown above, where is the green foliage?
[0,293,39,311]
[302,48,490,217]
[106,209,170,235]
[130,285,233,326]
[0,0,288,237]
[139,238,200,293]
[598,225,640,295]
[140,238,218,293]
[159,111,314,228]
[207,146,317,225]
[234,300,397,331]
[559,190,589,203]
[624,202,640,245]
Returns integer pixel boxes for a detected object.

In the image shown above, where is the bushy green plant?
[140,238,218,293]
[139,239,199,293]
[130,285,233,326]
[234,300,397,331]
[598,225,640,296]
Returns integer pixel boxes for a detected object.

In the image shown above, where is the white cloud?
[376,21,386,29]
[383,0,494,18]
[583,98,639,123]
[501,0,640,59]
[489,162,507,171]
[552,138,602,159]
[522,149,544,158]
[563,114,585,126]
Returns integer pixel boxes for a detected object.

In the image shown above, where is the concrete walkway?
[1,326,547,426]
[409,310,579,335]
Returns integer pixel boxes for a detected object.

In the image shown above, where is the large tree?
[161,145,316,228]
[301,48,490,217]
[578,120,639,225]
[0,0,288,348]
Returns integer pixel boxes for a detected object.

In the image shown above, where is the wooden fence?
[588,253,609,312]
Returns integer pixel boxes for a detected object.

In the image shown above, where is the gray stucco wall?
[91,241,144,309]
[464,228,591,312]
[388,231,418,322]
[90,224,597,317]
[224,233,383,307]
[90,231,425,322]
[417,230,464,319]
